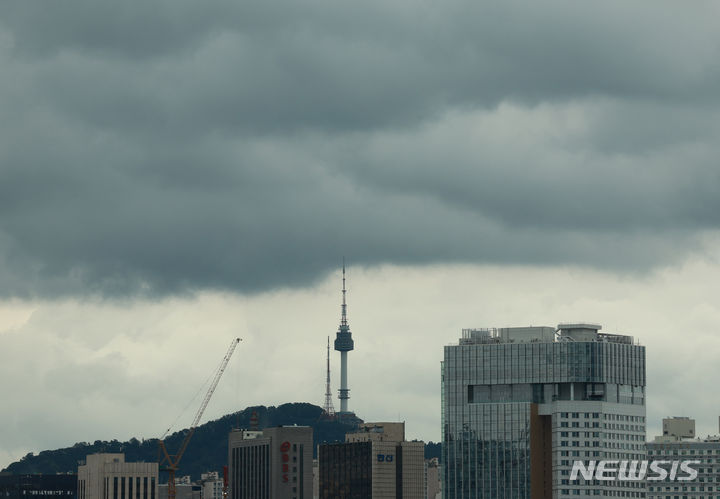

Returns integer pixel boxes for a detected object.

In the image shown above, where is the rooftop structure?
[345,422,405,443]
[459,323,636,345]
[654,416,696,442]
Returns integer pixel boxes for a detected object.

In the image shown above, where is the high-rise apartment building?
[77,453,158,499]
[227,426,313,499]
[442,324,647,498]
[319,422,425,499]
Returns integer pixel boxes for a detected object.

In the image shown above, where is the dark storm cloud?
[0,0,719,297]
[4,0,719,134]
[340,101,720,232]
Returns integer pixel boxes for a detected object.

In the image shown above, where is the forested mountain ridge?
[3,403,441,479]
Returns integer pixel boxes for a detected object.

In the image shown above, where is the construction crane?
[158,338,241,499]
[222,466,229,499]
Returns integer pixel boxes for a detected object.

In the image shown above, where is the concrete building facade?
[228,426,313,499]
[319,422,425,499]
[647,417,720,499]
[661,417,696,440]
[346,422,407,443]
[442,324,647,498]
[425,458,441,499]
[158,482,199,499]
[198,472,223,499]
[77,454,158,499]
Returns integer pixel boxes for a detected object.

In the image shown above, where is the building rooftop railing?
[460,328,500,344]
[458,327,639,345]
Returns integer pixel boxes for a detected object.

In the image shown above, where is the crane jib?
[158,338,241,499]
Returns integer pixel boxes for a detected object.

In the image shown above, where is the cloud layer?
[1,0,720,298]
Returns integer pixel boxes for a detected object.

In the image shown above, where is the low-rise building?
[77,453,158,499]
[198,472,223,499]
[0,472,77,499]
[158,481,200,499]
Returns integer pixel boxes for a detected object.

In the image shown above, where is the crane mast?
[159,338,241,499]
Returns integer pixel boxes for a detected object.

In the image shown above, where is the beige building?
[319,422,424,499]
[345,422,406,443]
[77,453,158,499]
[312,459,319,499]
[659,416,696,441]
[425,458,440,499]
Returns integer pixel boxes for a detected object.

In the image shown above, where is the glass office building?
[442,324,646,499]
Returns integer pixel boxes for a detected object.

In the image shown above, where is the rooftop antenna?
[341,258,348,327]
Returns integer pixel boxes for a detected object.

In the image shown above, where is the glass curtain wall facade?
[442,325,646,499]
[319,442,372,499]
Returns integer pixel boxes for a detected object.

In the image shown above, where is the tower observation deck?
[334,263,354,414]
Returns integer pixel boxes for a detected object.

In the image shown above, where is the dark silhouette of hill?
[3,403,442,480]
[2,403,362,480]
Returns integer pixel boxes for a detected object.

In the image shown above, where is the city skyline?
[3,263,720,470]
[2,0,720,480]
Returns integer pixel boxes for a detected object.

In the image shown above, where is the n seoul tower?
[333,262,354,414]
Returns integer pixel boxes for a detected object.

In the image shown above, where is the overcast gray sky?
[2,0,720,468]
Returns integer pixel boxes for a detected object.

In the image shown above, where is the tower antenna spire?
[341,257,347,326]
[334,259,354,414]
[322,337,335,417]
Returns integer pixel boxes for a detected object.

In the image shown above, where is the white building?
[77,453,158,499]
[199,472,223,499]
